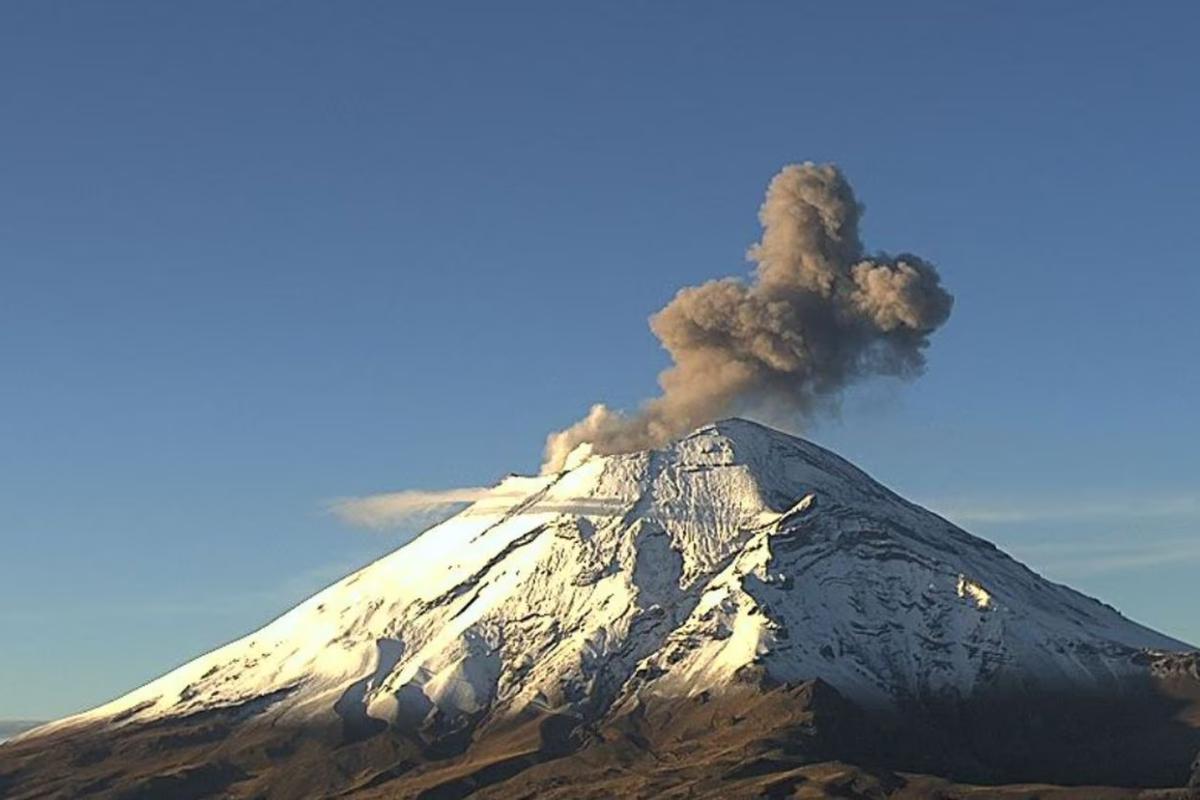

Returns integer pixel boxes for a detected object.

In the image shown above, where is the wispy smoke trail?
[543,162,953,472]
[330,488,493,529]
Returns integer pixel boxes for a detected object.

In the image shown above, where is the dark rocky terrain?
[4,663,1200,798]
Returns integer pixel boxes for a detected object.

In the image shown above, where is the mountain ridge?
[4,419,1199,798]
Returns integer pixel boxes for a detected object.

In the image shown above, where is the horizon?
[3,2,1199,724]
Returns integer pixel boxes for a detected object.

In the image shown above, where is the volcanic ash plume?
[542,162,953,473]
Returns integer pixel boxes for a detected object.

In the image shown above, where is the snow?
[957,575,993,609]
[19,418,1195,742]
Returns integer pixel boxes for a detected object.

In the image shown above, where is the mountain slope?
[3,420,1198,798]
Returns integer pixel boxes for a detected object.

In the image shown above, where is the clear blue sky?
[2,2,1198,720]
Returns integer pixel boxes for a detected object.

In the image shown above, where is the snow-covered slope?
[25,419,1192,743]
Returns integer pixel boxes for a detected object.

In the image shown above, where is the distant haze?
[0,720,43,743]
[543,163,953,472]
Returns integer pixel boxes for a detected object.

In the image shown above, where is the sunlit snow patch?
[957,574,992,609]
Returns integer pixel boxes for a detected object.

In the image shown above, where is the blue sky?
[2,2,1198,720]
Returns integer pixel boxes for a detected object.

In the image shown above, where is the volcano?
[4,420,1199,799]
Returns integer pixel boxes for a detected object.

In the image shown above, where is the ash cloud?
[543,162,953,472]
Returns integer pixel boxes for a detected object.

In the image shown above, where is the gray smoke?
[543,162,953,472]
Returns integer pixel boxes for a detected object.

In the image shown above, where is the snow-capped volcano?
[28,419,1189,737]
[7,420,1199,798]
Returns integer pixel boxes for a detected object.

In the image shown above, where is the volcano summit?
[4,420,1199,799]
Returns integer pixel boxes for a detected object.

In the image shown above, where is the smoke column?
[543,162,953,472]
